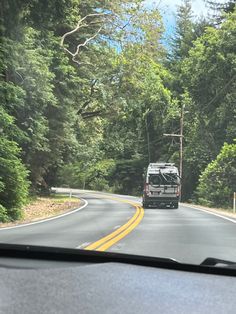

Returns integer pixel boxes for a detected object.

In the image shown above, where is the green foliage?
[197,142,236,208]
[0,138,29,221]
[111,159,145,195]
[57,158,144,195]
[57,159,116,191]
[0,205,8,223]
[206,0,236,23]
[57,163,85,189]
[172,0,195,60]
[1,0,235,212]
[167,8,236,201]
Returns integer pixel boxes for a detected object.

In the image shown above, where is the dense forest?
[0,0,236,221]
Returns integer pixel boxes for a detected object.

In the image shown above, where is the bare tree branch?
[72,25,103,62]
[81,110,103,119]
[60,13,106,47]
[61,13,107,65]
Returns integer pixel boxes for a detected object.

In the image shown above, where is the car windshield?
[1,0,236,266]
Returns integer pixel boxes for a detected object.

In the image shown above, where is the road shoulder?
[182,203,236,220]
[0,195,81,228]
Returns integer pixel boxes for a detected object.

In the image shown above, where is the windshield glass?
[1,0,236,266]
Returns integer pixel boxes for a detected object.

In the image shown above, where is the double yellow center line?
[84,196,144,252]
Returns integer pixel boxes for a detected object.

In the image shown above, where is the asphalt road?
[1,189,236,264]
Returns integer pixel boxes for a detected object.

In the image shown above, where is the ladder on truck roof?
[148,163,175,168]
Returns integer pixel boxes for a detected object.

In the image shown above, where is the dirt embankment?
[0,195,81,228]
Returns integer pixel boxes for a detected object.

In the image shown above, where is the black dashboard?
[0,245,236,313]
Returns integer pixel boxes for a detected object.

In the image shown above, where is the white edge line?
[0,197,88,231]
[182,203,236,224]
[113,225,121,229]
[76,242,91,249]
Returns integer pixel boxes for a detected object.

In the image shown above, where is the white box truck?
[142,163,180,209]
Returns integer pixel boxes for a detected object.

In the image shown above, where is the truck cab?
[142,163,180,209]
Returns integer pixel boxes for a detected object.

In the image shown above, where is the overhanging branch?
[61,13,107,65]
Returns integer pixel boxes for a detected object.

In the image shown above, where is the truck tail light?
[144,183,149,195]
[176,186,180,197]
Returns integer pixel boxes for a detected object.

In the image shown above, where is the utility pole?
[233,192,236,214]
[145,110,152,163]
[163,105,184,200]
[146,121,151,163]
[179,104,184,187]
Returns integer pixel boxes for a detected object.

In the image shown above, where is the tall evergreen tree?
[205,0,236,24]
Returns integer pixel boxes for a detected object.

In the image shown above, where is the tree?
[197,142,236,208]
[1,0,234,210]
[206,0,236,24]
[57,2,171,195]
[173,9,236,200]
[0,136,29,221]
[171,0,195,60]
[182,10,236,153]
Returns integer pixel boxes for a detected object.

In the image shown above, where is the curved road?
[1,189,236,264]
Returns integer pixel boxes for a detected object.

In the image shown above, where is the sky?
[143,0,208,16]
[143,0,210,45]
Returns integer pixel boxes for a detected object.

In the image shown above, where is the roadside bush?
[57,159,115,191]
[110,159,145,196]
[57,158,145,195]
[0,137,29,221]
[86,159,115,191]
[57,162,86,188]
[0,205,8,223]
[197,142,236,208]
[88,177,110,191]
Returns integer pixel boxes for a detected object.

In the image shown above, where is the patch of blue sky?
[143,0,208,17]
[142,0,209,49]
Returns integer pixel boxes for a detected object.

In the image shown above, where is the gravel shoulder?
[0,195,81,228]
[182,202,236,219]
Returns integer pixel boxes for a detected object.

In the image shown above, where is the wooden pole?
[233,192,236,213]
[179,105,184,201]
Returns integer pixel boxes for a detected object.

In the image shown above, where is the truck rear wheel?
[173,202,179,209]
